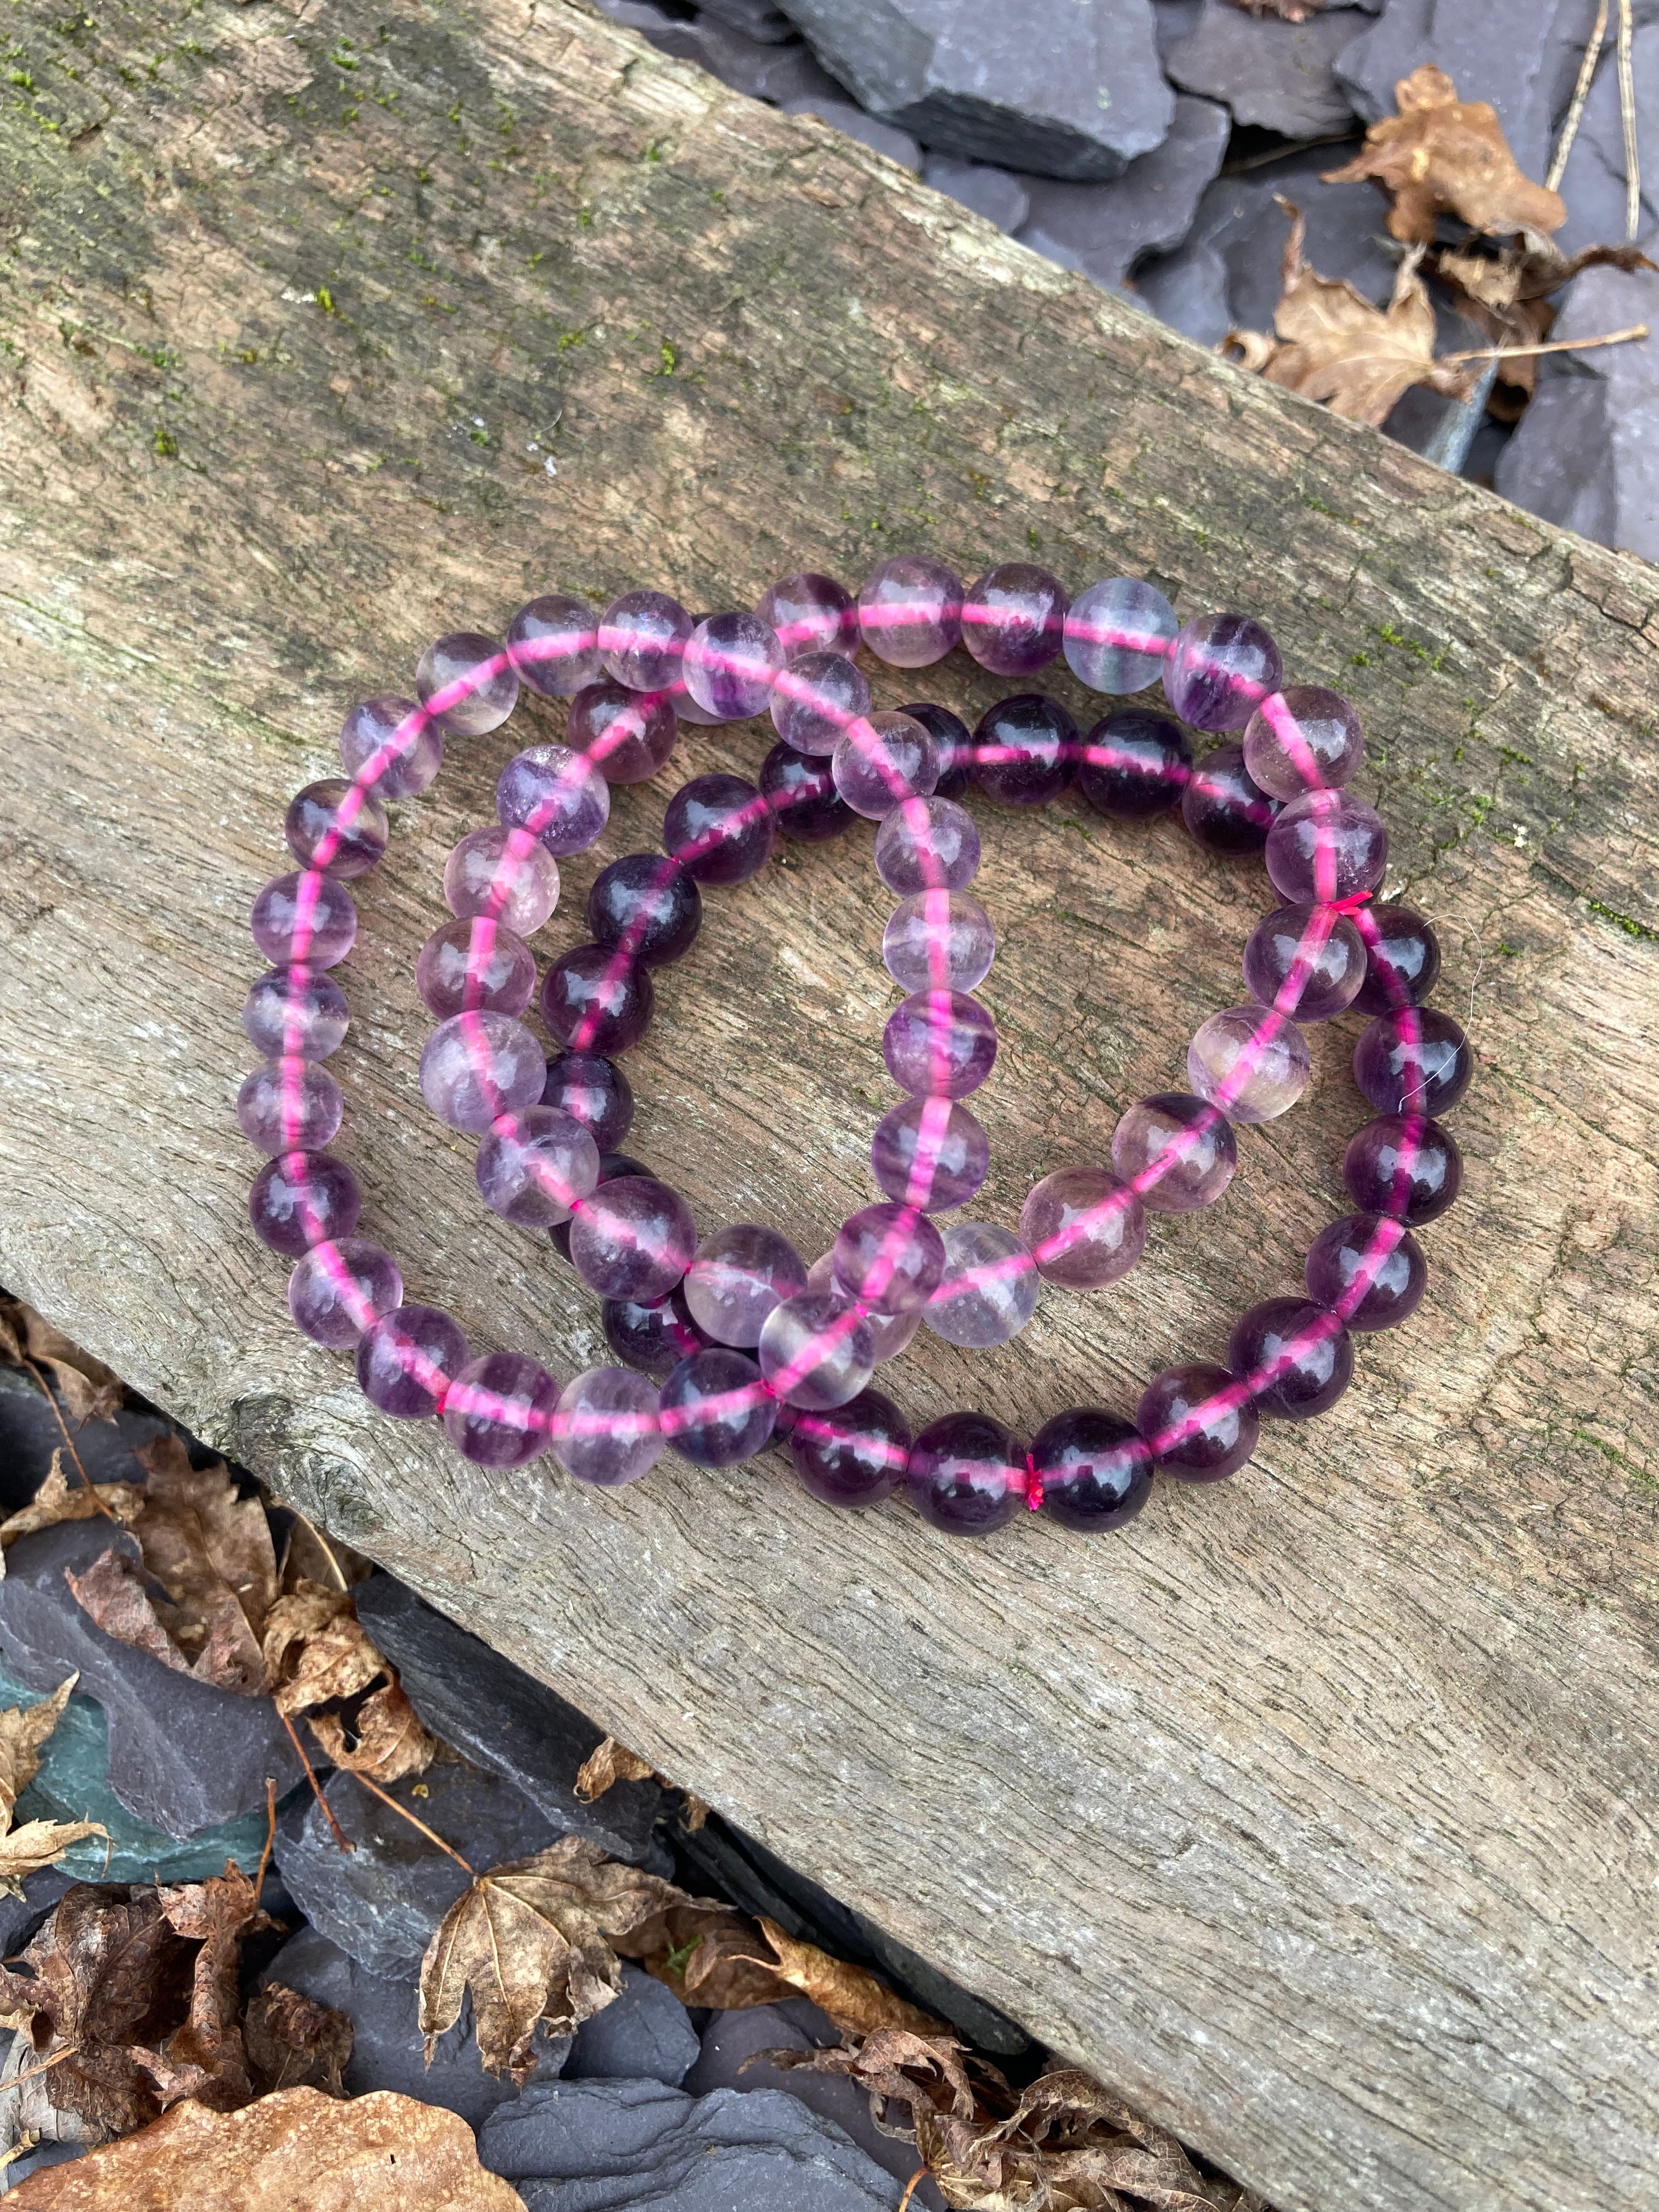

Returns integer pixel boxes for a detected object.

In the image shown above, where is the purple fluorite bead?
[285,780,389,878]
[758,1291,874,1410]
[857,555,963,668]
[416,917,537,1021]
[603,1288,711,1380]
[972,694,1076,808]
[961,563,1068,675]
[1181,746,1280,856]
[805,1252,918,1364]
[683,611,785,720]
[883,891,996,994]
[587,856,701,968]
[1229,1297,1353,1420]
[552,1365,665,1485]
[1137,1362,1259,1482]
[873,797,980,895]
[1306,1211,1427,1331]
[769,651,868,756]
[416,631,518,735]
[760,743,855,843]
[1188,1007,1311,1124]
[338,695,442,799]
[551,1149,647,1264]
[357,1305,469,1419]
[249,1150,361,1256]
[251,873,358,969]
[906,1411,1024,1537]
[497,744,611,859]
[599,590,693,691]
[1342,1113,1462,1224]
[1353,904,1441,1015]
[443,827,560,934]
[570,1176,696,1302]
[902,703,974,799]
[1018,1167,1146,1289]
[755,571,858,658]
[237,1061,343,1154]
[1243,905,1367,1022]
[443,1351,560,1468]
[543,1050,635,1150]
[658,1348,776,1466]
[832,712,939,820]
[1266,788,1388,906]
[287,1237,402,1350]
[1032,1408,1150,1534]
[1163,611,1283,730]
[1063,577,1178,695]
[1110,1092,1235,1212]
[924,1221,1039,1347]
[833,1202,946,1316]
[684,1223,808,1347]
[1353,1009,1474,1118]
[664,774,776,885]
[789,1389,910,1508]
[567,680,679,785]
[1076,709,1192,820]
[1243,685,1363,799]
[475,1105,601,1227]
[539,945,654,1056]
[243,968,350,1060]
[507,594,604,699]
[883,989,997,1098]
[871,1095,989,1211]
[419,1011,546,1134]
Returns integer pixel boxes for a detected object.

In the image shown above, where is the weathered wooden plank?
[0,3,1656,2208]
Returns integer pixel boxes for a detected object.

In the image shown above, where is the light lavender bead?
[683,1223,808,1347]
[857,555,963,668]
[757,1291,874,1412]
[416,630,519,735]
[873,797,980,895]
[832,711,938,820]
[243,968,349,1060]
[1265,788,1389,906]
[806,1252,919,1365]
[552,1365,665,1486]
[250,872,358,969]
[1188,1006,1311,1123]
[832,1201,945,1316]
[883,891,995,994]
[237,1060,343,1154]
[443,827,561,934]
[475,1105,601,1227]
[496,743,611,857]
[1018,1168,1146,1290]
[683,611,785,720]
[419,1011,546,1133]
[599,590,693,691]
[924,1221,1040,1347]
[287,1237,402,1350]
[507,594,604,699]
[338,695,442,798]
[883,990,997,1098]
[416,916,536,1020]
[1244,685,1363,799]
[755,572,859,658]
[1063,577,1178,694]
[285,780,390,878]
[569,1176,697,1302]
[871,1096,989,1212]
[769,651,870,756]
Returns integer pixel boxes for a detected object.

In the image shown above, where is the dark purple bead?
[759,743,856,843]
[1076,709,1192,820]
[1031,1408,1150,1533]
[249,1150,362,1257]
[789,1388,911,1508]
[659,1348,776,1466]
[871,1096,989,1211]
[1228,1297,1354,1421]
[570,1175,696,1301]
[542,1050,635,1151]
[1353,1008,1474,1117]
[551,1149,651,1262]
[1353,904,1442,1016]
[961,562,1069,675]
[1163,611,1283,731]
[540,944,655,1056]
[901,703,973,800]
[566,678,679,786]
[906,1411,1025,1537]
[833,1203,946,1315]
[971,693,1077,808]
[588,855,702,968]
[1181,746,1281,856]
[1136,1362,1259,1482]
[602,1286,710,1380]
[1243,905,1367,1022]
[664,773,776,885]
[1342,1114,1462,1224]
[357,1304,469,1419]
[1305,1211,1427,1332]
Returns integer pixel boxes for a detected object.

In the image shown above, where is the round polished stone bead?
[832,1201,946,1316]
[902,702,974,799]
[883,891,996,994]
[287,1237,402,1350]
[603,1286,710,1380]
[664,773,776,885]
[684,611,785,720]
[972,693,1076,808]
[924,1220,1039,1347]
[883,989,998,1099]
[1063,577,1178,694]
[475,1105,601,1227]
[1188,1007,1311,1124]
[599,590,693,691]
[419,1011,546,1133]
[443,827,561,934]
[1243,685,1364,799]
[1110,1092,1236,1212]
[874,797,980,895]
[759,743,855,843]
[769,650,869,756]
[832,711,939,820]
[357,1304,469,1420]
[285,780,390,878]
[962,562,1068,675]
[237,1061,343,1154]
[443,1351,560,1468]
[1342,1113,1462,1224]
[1076,709,1192,820]
[857,555,963,667]
[571,1175,696,1302]
[588,855,702,968]
[658,1348,776,1466]
[416,916,536,1021]
[497,744,611,858]
[250,1149,360,1256]
[550,1149,648,1265]
[906,1412,1024,1538]
[1181,746,1280,856]
[1353,904,1442,1017]
[871,1094,989,1212]
[416,631,518,735]
[789,1388,910,1508]
[1306,1211,1427,1331]
[1163,611,1283,731]
[567,679,679,785]
[1032,1408,1150,1534]
[251,873,358,969]
[1229,1297,1353,1420]
[539,945,654,1056]
[338,695,441,798]
[1136,1362,1259,1482]
[1243,904,1367,1022]
[552,1365,665,1485]
[758,1291,874,1410]
[542,1049,634,1150]
[243,967,350,1061]
[755,571,858,658]
[507,593,604,698]
[805,1252,919,1364]
[1354,1008,1474,1117]
[684,1223,808,1347]
[1018,1167,1146,1289]
[1266,788,1388,906]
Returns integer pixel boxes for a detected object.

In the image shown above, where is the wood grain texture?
[1,4,1656,2208]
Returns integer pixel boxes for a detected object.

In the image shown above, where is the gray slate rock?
[0,1365,174,1515]
[354,1576,663,1864]
[479,2078,903,2209]
[1166,3,1370,140]
[1556,27,1659,255]
[275,1759,564,1980]
[0,1520,302,1839]
[697,0,797,40]
[921,155,1029,233]
[1015,95,1230,294]
[773,0,1173,181]
[1151,0,1202,58]
[566,1961,700,2087]
[782,95,921,171]
[594,0,844,106]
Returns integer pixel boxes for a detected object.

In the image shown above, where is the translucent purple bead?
[1018,1167,1146,1290]
[599,590,693,691]
[567,680,679,785]
[883,990,997,1098]
[443,827,561,934]
[683,611,785,720]
[789,1389,910,1508]
[251,873,358,969]
[832,1202,946,1316]
[416,917,536,1020]
[871,1096,989,1211]
[1306,1211,1427,1332]
[874,797,980,895]
[806,1253,919,1364]
[906,1412,1024,1538]
[1076,709,1192,820]
[664,774,776,885]
[1181,746,1280,856]
[419,1012,546,1133]
[1163,611,1283,731]
[357,1305,469,1420]
[443,1351,560,1468]
[475,1106,601,1227]
[972,695,1076,808]
[339,695,442,799]
[588,856,701,967]
[552,1366,665,1485]
[1063,577,1178,694]
[1136,1362,1259,1482]
[902,703,973,799]
[924,1221,1039,1347]
[287,1237,402,1350]
[1353,1008,1474,1118]
[1243,905,1367,1022]
[1353,904,1441,1016]
[539,945,654,1056]
[1110,1093,1235,1212]
[664,669,727,729]
[1188,1007,1311,1124]
[857,555,963,668]
[832,711,938,820]
[416,631,518,735]
[758,1291,874,1410]
[603,1288,710,1381]
[658,1348,776,1466]
[962,562,1068,675]
[1243,685,1363,799]
[249,1150,361,1256]
[285,780,389,878]
[507,594,604,699]
[684,1224,808,1347]
[1265,788,1388,906]
[760,744,854,843]
[769,651,868,755]
[1342,1113,1462,1225]
[237,1061,343,1154]
[883,891,995,994]
[243,968,350,1060]
[1032,1408,1150,1534]
[755,571,858,658]
[550,1149,647,1264]
[543,1049,634,1150]
[1228,1297,1353,1420]
[496,744,611,858]
[571,1175,696,1302]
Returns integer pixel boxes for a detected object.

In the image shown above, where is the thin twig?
[21,1364,116,1521]
[254,1776,278,1899]
[276,1704,353,1852]
[898,2166,929,2212]
[1441,321,1649,362]
[1618,0,1639,241]
[1547,0,1609,191]
[3,2045,80,2092]
[345,1769,475,1874]
[287,1508,349,1592]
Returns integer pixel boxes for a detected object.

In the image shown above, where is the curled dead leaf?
[641,1910,794,2011]
[0,1675,106,1899]
[1323,64,1565,245]
[573,1736,655,1803]
[761,2024,980,2128]
[244,1981,354,2096]
[308,1678,438,1785]
[0,1454,144,1554]
[0,1819,109,1900]
[0,1301,125,1428]
[753,1917,945,2039]
[128,1438,276,1695]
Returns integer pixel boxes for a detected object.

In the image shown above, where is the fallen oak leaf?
[243,1981,354,2096]
[0,1454,144,1555]
[1323,64,1565,245]
[573,1736,655,1802]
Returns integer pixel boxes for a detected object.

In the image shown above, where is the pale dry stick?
[20,1365,117,1523]
[1618,0,1640,240]
[285,1506,349,1591]
[1442,323,1649,364]
[253,1775,278,1901]
[1547,0,1609,193]
[347,1767,476,1874]
[2,2046,81,2092]
[897,2167,929,2211]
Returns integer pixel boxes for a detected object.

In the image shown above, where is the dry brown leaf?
[276,1511,374,1595]
[308,1679,438,1785]
[680,1791,710,1831]
[244,1980,354,2096]
[573,1737,656,1803]
[0,1455,144,1554]
[762,2024,979,2126]
[0,1676,76,1832]
[65,1549,192,1677]
[1323,63,1565,244]
[1,2086,525,2210]
[136,1864,274,2113]
[641,1910,794,2011]
[0,1819,109,1900]
[128,1439,277,1694]
[753,1917,945,2039]
[0,1302,125,1428]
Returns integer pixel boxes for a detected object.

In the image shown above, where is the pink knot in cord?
[1024,1451,1044,1512]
